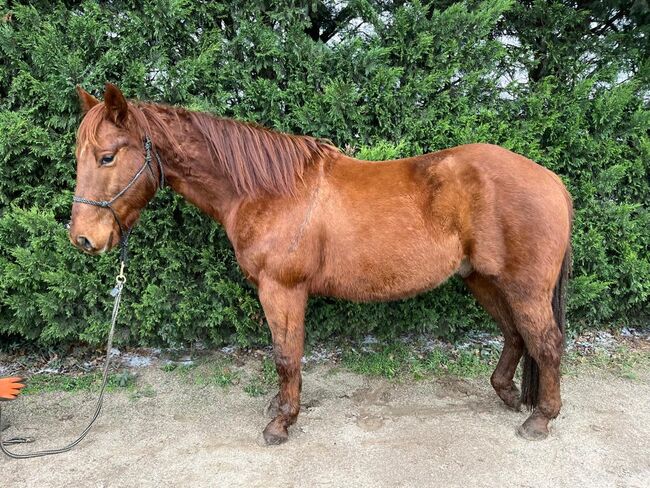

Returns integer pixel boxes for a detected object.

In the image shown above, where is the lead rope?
[0,251,127,459]
[0,136,162,459]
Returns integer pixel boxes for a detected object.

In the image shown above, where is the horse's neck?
[153,111,242,232]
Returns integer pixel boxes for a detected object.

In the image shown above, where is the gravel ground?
[1,359,649,488]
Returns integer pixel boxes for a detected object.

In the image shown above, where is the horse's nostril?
[77,235,95,252]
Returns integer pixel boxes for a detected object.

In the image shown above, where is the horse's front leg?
[258,278,307,445]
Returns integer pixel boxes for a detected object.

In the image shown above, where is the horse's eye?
[100,155,115,165]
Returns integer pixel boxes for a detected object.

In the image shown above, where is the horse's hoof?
[263,421,288,445]
[517,415,549,441]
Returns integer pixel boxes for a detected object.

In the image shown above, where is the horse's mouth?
[102,231,115,253]
[72,230,116,255]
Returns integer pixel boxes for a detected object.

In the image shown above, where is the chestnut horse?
[70,84,572,444]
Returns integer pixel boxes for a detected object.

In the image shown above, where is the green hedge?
[1,1,648,348]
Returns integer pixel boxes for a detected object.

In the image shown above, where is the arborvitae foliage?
[0,1,648,347]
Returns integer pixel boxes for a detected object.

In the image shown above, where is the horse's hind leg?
[257,278,307,445]
[508,296,563,440]
[465,273,524,410]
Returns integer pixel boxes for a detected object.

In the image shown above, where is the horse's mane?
[188,111,339,197]
[77,101,338,197]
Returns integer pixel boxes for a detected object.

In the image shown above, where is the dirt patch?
[2,361,649,488]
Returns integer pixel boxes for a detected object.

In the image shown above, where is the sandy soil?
[1,364,649,488]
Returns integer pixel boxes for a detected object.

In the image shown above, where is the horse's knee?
[273,351,300,378]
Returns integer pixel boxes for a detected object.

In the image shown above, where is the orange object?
[0,377,25,401]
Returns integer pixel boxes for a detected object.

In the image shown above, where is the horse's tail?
[521,206,572,409]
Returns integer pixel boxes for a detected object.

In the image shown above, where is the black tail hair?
[521,243,571,408]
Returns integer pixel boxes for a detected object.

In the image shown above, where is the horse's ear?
[76,85,99,116]
[103,82,128,126]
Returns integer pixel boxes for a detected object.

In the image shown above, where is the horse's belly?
[311,232,463,302]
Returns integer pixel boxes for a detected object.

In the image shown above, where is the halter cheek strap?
[72,136,165,261]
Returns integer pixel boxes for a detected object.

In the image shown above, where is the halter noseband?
[72,136,165,261]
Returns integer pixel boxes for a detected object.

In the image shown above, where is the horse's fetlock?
[490,373,511,391]
[537,400,561,419]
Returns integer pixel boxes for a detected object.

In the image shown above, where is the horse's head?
[70,84,162,254]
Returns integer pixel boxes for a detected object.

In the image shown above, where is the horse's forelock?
[76,101,181,157]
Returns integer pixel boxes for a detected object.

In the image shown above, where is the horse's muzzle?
[75,235,96,253]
